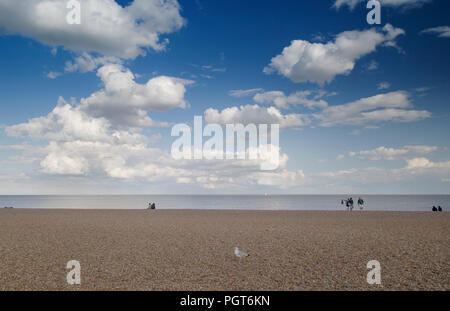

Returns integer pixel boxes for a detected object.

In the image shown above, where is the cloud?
[212,90,430,130]
[183,64,226,81]
[421,26,450,38]
[5,65,303,189]
[46,52,124,78]
[252,169,305,188]
[253,90,329,110]
[0,0,186,59]
[6,130,302,190]
[79,64,193,128]
[414,86,431,93]
[64,52,122,73]
[377,82,391,90]
[6,97,148,145]
[0,173,30,181]
[264,24,405,85]
[228,88,264,98]
[41,142,90,175]
[46,71,62,79]
[5,95,157,177]
[333,0,432,10]
[200,74,213,79]
[310,157,450,188]
[312,33,327,42]
[341,145,439,160]
[7,63,193,141]
[178,64,226,82]
[204,105,310,129]
[367,60,379,71]
[148,133,162,143]
[314,91,430,126]
[201,65,226,72]
[406,157,433,169]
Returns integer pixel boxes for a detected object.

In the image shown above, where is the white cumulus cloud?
[80,64,193,128]
[6,97,148,145]
[204,105,310,129]
[263,24,405,85]
[0,0,186,59]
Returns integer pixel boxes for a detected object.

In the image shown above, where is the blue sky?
[0,0,449,194]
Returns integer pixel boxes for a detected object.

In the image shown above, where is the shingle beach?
[0,209,448,290]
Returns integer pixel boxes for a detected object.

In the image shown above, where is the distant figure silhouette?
[438,206,442,212]
[344,199,350,211]
[432,206,437,212]
[358,197,364,211]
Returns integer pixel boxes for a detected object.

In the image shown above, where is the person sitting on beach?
[151,203,156,209]
[432,206,437,212]
[438,206,442,212]
[358,197,364,210]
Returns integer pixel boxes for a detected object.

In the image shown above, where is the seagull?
[234,247,249,261]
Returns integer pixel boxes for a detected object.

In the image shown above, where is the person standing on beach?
[342,199,351,211]
[349,197,354,211]
[438,206,442,212]
[358,197,364,210]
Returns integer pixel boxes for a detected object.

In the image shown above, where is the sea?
[0,195,449,211]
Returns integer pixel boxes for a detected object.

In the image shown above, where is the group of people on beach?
[432,206,443,212]
[342,197,364,211]
[148,202,156,210]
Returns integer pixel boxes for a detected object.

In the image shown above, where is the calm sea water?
[0,195,448,211]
